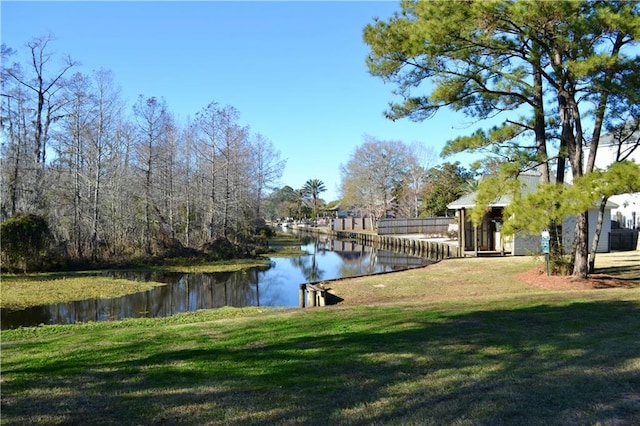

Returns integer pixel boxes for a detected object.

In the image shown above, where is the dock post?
[307,287,317,307]
[299,284,306,308]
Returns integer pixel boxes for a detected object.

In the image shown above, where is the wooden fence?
[377,217,455,236]
[610,229,639,251]
[332,217,374,232]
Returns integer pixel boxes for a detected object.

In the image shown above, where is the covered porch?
[454,206,510,256]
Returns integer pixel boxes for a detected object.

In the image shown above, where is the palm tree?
[293,189,306,220]
[302,179,326,224]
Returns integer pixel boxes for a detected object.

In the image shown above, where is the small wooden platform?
[299,283,327,308]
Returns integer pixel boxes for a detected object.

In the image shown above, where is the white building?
[583,128,639,229]
[447,174,616,255]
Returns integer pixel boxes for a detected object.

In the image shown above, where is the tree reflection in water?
[1,234,432,328]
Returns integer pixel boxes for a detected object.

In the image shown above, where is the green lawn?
[2,254,639,425]
[0,275,165,311]
[0,259,271,310]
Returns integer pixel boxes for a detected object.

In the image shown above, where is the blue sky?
[2,1,480,201]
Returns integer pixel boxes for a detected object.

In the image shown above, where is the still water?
[1,235,433,329]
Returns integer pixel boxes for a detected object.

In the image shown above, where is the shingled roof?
[448,173,619,210]
[447,174,542,210]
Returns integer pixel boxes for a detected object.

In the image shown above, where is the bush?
[256,226,275,239]
[201,237,245,261]
[1,213,52,272]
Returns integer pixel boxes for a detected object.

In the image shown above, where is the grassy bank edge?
[0,258,272,311]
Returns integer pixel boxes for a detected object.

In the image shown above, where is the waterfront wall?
[296,228,461,309]
[310,227,461,261]
[300,219,462,261]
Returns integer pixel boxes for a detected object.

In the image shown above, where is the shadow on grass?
[595,267,640,283]
[595,252,640,282]
[2,301,640,425]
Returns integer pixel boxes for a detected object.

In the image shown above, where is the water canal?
[1,234,434,329]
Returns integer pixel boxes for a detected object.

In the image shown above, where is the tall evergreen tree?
[364,0,640,277]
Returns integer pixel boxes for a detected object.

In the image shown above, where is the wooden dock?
[299,283,327,308]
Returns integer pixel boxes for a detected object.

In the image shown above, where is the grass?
[263,248,309,257]
[1,253,639,425]
[0,259,272,310]
[591,250,640,280]
[156,258,272,273]
[0,274,165,311]
[326,256,542,307]
[263,232,309,257]
[266,233,302,245]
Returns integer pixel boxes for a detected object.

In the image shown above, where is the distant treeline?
[1,35,284,263]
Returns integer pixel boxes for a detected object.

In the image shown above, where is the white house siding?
[593,208,613,253]
[562,208,613,253]
[512,233,542,256]
[509,209,612,256]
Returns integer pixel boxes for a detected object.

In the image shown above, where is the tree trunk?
[8,98,23,216]
[223,155,230,239]
[144,130,153,255]
[588,197,608,274]
[209,157,216,239]
[532,47,549,185]
[91,100,104,262]
[145,162,152,255]
[91,164,101,262]
[573,211,589,278]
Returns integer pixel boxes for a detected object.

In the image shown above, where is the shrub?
[1,213,52,272]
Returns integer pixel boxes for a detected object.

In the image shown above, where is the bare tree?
[195,102,223,241]
[404,142,436,218]
[54,71,94,258]
[3,35,76,210]
[86,70,121,260]
[177,119,197,247]
[219,110,249,240]
[1,77,31,217]
[249,133,285,227]
[154,113,179,246]
[2,37,295,260]
[106,118,137,256]
[340,136,415,222]
[133,95,169,255]
[195,103,251,241]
